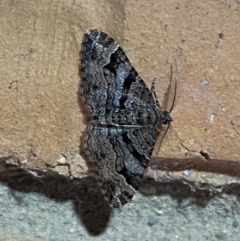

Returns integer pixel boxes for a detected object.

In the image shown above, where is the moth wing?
[80,29,156,118]
[84,124,158,208]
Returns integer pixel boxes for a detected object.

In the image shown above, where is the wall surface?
[1,0,240,240]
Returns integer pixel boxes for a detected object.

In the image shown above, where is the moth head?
[162,111,172,125]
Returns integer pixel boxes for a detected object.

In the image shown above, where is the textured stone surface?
[0,181,240,241]
[0,0,240,225]
[1,0,240,239]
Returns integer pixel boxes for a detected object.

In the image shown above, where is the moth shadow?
[73,176,112,235]
[139,179,212,207]
[76,54,91,127]
[138,156,240,207]
[76,87,90,126]
[150,157,240,177]
[1,157,240,235]
[0,161,112,235]
[139,176,240,208]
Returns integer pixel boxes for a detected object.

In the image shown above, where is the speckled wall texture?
[1,0,240,240]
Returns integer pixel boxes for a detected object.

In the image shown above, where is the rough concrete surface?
[1,0,240,240]
[1,179,240,241]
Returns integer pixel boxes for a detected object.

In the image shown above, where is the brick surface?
[0,0,240,188]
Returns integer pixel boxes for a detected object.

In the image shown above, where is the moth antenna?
[168,61,178,113]
[153,63,177,157]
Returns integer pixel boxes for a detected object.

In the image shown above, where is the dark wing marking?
[80,30,157,122]
[84,124,158,207]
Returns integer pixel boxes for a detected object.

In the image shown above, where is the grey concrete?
[0,173,240,241]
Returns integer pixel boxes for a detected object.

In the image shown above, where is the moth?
[79,29,173,208]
